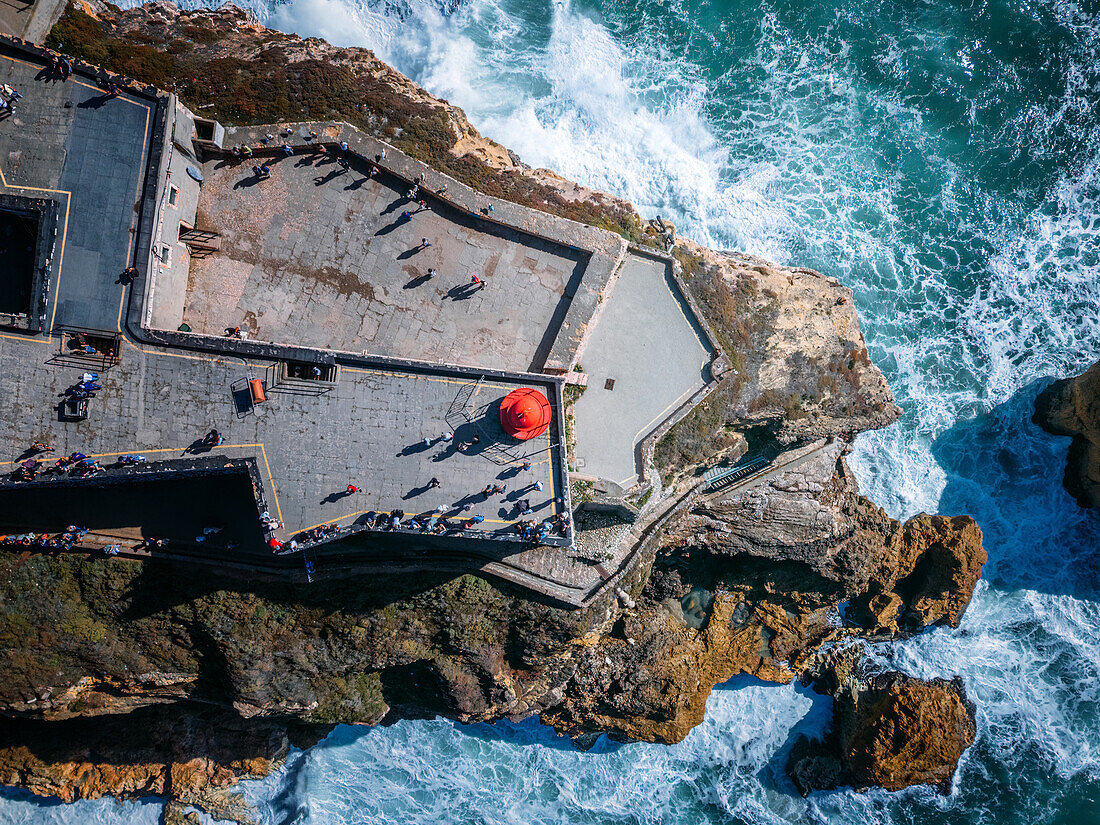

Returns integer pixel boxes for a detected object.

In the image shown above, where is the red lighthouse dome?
[499,388,552,440]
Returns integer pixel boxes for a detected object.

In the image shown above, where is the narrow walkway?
[572,253,713,488]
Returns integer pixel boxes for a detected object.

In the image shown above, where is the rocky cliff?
[0,3,987,819]
[1034,359,1100,509]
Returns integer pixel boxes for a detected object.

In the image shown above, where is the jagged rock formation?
[542,446,985,744]
[655,242,900,477]
[1035,359,1100,509]
[0,3,989,819]
[787,647,976,794]
[0,704,323,824]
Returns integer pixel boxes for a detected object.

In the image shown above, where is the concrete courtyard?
[572,254,714,487]
[0,44,153,332]
[0,336,564,540]
[178,151,587,372]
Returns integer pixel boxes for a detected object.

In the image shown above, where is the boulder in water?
[787,646,976,794]
[1034,359,1100,509]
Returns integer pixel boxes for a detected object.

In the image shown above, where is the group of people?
[11,450,109,482]
[0,526,138,558]
[67,372,102,400]
[232,132,368,182]
[361,508,456,535]
[295,523,341,544]
[0,83,22,119]
[9,438,149,482]
[46,54,72,81]
[0,524,87,552]
[514,512,569,543]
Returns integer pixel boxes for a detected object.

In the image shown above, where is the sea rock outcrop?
[654,243,900,478]
[542,446,985,744]
[787,647,976,794]
[1034,359,1100,509]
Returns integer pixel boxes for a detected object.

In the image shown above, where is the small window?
[168,185,179,207]
[156,244,172,266]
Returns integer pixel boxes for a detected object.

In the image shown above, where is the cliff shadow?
[117,557,468,621]
[0,702,315,786]
[930,378,1100,600]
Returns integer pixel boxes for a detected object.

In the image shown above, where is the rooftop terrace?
[176,149,587,373]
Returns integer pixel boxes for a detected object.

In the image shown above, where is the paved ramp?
[572,253,713,487]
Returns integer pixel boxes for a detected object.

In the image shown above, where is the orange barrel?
[249,378,266,404]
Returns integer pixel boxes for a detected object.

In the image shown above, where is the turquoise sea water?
[5,0,1100,822]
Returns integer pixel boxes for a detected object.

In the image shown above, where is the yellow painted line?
[1,442,262,467]
[0,330,48,344]
[0,167,71,336]
[544,443,557,515]
[0,54,152,108]
[258,443,283,525]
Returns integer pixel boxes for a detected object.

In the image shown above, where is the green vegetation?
[653,380,743,484]
[571,479,596,504]
[46,5,648,242]
[307,671,386,724]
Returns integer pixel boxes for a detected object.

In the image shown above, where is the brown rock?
[0,704,301,823]
[788,647,976,794]
[545,452,985,746]
[1035,359,1100,508]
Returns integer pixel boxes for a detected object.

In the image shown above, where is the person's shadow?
[446,283,481,301]
[402,482,438,500]
[77,93,112,109]
[380,196,406,216]
[403,274,432,290]
[314,167,345,186]
[397,440,432,457]
[375,216,410,236]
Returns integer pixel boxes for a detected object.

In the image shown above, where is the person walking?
[346,484,359,494]
[428,477,440,488]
